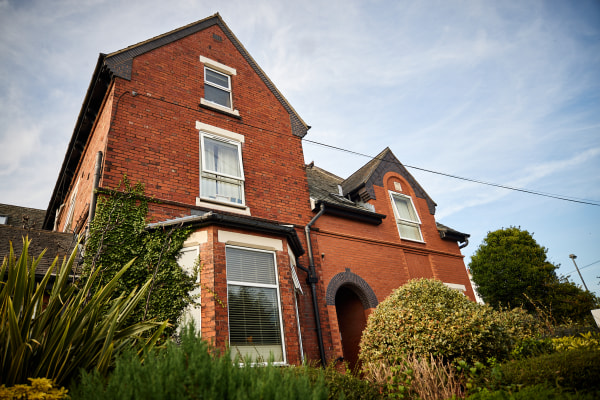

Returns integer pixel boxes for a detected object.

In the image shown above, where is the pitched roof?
[44,13,309,230]
[306,164,386,224]
[0,203,46,229]
[341,148,437,215]
[0,225,77,277]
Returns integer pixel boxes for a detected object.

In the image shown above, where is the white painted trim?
[443,282,467,292]
[200,98,240,116]
[218,230,283,251]
[196,121,244,142]
[183,230,208,246]
[200,56,237,76]
[196,198,251,215]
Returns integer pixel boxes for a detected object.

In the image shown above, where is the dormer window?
[389,191,423,242]
[199,56,239,116]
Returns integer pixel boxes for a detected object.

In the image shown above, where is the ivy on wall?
[82,176,194,335]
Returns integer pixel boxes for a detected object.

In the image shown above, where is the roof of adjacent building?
[0,203,46,229]
[44,13,309,230]
[0,225,77,277]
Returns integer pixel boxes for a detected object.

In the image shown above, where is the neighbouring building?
[43,14,474,368]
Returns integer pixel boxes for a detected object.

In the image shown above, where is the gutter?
[304,203,327,366]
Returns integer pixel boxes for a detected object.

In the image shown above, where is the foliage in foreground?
[83,177,194,335]
[0,378,68,400]
[0,238,166,386]
[71,325,330,400]
[359,279,538,367]
[466,384,598,400]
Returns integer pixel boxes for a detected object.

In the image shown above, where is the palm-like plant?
[0,237,167,386]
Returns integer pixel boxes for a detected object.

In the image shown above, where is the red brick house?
[44,14,473,368]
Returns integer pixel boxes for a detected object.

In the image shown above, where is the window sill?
[200,98,240,118]
[196,197,251,216]
[400,237,426,244]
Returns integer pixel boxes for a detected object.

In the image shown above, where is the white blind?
[226,247,276,285]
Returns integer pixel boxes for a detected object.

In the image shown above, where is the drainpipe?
[86,151,103,238]
[459,238,469,249]
[304,202,327,366]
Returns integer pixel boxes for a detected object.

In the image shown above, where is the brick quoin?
[48,15,473,368]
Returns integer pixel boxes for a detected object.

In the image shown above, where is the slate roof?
[0,203,46,229]
[306,163,386,224]
[44,13,309,230]
[341,148,437,215]
[0,225,77,278]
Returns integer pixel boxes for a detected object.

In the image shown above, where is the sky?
[1,0,599,297]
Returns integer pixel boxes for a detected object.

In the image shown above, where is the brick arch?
[326,269,378,309]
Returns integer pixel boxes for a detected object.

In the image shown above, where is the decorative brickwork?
[325,268,379,309]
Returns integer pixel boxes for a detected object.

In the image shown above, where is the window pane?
[206,68,230,89]
[177,247,201,334]
[226,247,276,285]
[228,285,283,362]
[393,195,418,222]
[201,175,243,204]
[204,85,231,107]
[398,222,422,241]
[203,137,241,178]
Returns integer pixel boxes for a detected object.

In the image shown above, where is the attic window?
[199,56,239,116]
[389,191,423,242]
[0,215,7,225]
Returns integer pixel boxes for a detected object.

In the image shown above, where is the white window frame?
[199,132,245,206]
[199,56,239,116]
[0,215,7,225]
[226,245,287,365]
[64,179,79,233]
[389,191,424,243]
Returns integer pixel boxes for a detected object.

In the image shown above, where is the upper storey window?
[389,191,423,242]
[200,133,245,205]
[205,67,232,108]
[199,56,239,116]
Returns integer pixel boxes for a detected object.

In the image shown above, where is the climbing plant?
[83,176,195,334]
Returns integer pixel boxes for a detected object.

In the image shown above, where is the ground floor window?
[226,246,285,363]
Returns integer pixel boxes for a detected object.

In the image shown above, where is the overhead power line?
[303,138,600,207]
[563,259,600,276]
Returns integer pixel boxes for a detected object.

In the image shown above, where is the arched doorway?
[335,286,367,372]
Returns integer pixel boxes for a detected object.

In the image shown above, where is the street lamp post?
[569,254,589,292]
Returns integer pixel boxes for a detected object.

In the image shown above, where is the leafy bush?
[0,238,166,386]
[0,378,68,399]
[71,324,330,400]
[359,279,530,366]
[495,349,600,393]
[304,362,383,400]
[552,332,600,352]
[467,384,598,400]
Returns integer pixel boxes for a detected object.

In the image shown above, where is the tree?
[469,227,599,324]
[83,177,194,335]
[469,227,558,311]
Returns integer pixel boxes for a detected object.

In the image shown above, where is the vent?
[213,33,222,42]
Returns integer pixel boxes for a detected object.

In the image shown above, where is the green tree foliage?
[0,238,166,386]
[469,227,598,323]
[359,279,537,367]
[83,177,194,334]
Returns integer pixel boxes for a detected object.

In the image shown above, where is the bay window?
[226,246,285,363]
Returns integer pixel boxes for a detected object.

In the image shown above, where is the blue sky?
[1,0,599,297]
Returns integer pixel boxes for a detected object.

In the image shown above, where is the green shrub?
[467,384,598,400]
[306,362,383,400]
[552,332,600,352]
[0,238,166,386]
[359,279,530,366]
[0,378,68,399]
[71,325,330,400]
[496,349,600,393]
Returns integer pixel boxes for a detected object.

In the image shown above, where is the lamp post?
[569,254,589,292]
